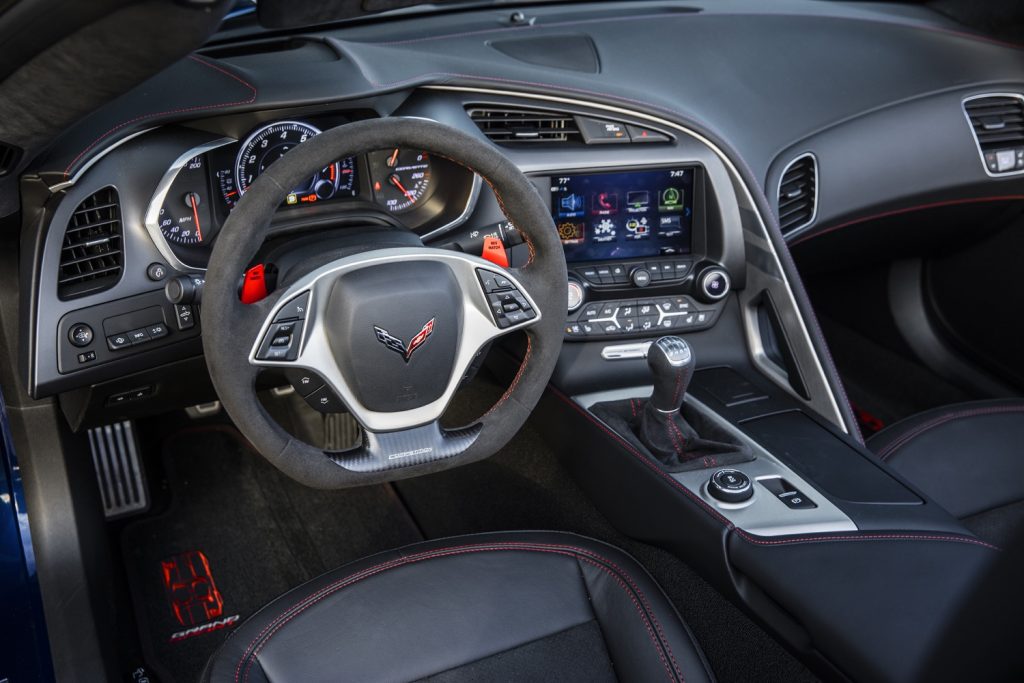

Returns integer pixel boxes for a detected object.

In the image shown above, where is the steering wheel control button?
[69,323,94,347]
[174,304,196,330]
[708,469,753,503]
[107,333,133,351]
[760,477,818,510]
[274,292,311,322]
[146,262,168,282]
[305,384,344,413]
[257,321,304,361]
[477,269,536,328]
[697,267,731,302]
[285,369,324,397]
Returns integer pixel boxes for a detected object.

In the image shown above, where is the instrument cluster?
[147,117,475,270]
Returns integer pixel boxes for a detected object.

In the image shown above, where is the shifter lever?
[646,336,695,413]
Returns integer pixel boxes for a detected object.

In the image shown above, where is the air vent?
[777,154,817,235]
[58,187,123,300]
[469,107,583,144]
[964,94,1024,175]
[0,140,21,177]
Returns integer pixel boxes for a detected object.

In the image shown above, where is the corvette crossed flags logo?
[373,318,435,362]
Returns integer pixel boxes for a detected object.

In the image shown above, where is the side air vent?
[964,94,1024,175]
[58,187,123,300]
[777,154,817,235]
[469,107,583,144]
[0,140,21,177]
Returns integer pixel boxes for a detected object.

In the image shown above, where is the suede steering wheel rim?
[202,118,567,489]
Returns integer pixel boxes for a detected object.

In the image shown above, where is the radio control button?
[630,268,651,287]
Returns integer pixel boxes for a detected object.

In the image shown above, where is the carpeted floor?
[120,426,423,683]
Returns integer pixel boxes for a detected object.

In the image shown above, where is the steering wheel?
[202,118,567,488]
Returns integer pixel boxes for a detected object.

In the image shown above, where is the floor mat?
[121,426,422,683]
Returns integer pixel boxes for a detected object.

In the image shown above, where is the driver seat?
[202,531,713,683]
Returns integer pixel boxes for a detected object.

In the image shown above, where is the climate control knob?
[696,266,731,303]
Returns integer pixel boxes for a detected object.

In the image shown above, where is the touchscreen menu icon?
[625,217,650,240]
[659,187,683,212]
[626,191,650,213]
[558,193,585,218]
[592,192,619,215]
[557,221,586,245]
[658,215,682,237]
[593,218,617,242]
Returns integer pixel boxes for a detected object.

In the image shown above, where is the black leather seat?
[203,531,713,683]
[868,399,1024,546]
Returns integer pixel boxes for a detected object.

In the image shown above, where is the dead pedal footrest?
[88,421,149,519]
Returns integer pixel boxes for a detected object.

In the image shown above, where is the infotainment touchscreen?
[550,167,695,262]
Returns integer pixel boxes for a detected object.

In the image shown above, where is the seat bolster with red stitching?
[868,399,1024,520]
[202,531,713,683]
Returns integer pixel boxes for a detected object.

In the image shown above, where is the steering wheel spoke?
[326,419,483,473]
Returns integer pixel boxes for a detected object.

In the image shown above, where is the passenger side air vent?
[964,94,1024,175]
[58,187,123,300]
[777,154,817,235]
[469,107,583,144]
[0,140,21,177]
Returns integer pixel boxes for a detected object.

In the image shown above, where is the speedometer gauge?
[368,148,433,213]
[233,121,348,205]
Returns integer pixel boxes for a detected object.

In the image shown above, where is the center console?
[531,166,732,341]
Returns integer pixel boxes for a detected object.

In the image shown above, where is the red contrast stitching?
[483,336,533,417]
[549,387,1001,552]
[876,405,1024,461]
[62,55,257,178]
[790,196,1024,246]
[234,542,684,683]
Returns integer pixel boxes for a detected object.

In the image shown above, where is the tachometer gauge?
[234,121,341,204]
[157,155,213,246]
[369,148,433,213]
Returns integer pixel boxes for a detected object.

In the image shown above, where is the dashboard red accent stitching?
[62,55,257,179]
[549,387,1001,552]
[790,195,1024,246]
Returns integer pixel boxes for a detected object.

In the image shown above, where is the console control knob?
[165,275,205,305]
[630,267,651,288]
[68,323,94,348]
[567,278,584,312]
[696,267,731,302]
[708,469,753,503]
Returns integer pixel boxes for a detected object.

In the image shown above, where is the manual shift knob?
[647,336,695,413]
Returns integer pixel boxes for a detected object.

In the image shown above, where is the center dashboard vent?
[964,94,1024,175]
[469,107,582,144]
[58,187,123,300]
[777,154,817,235]
[467,106,671,146]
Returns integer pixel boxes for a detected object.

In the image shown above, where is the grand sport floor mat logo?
[160,550,240,643]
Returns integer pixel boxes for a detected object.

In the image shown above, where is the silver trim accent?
[697,268,731,302]
[48,128,158,192]
[567,279,584,312]
[775,152,818,239]
[430,85,848,435]
[600,341,653,361]
[249,248,541,433]
[420,172,482,241]
[143,138,236,273]
[573,387,857,536]
[962,92,1024,178]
